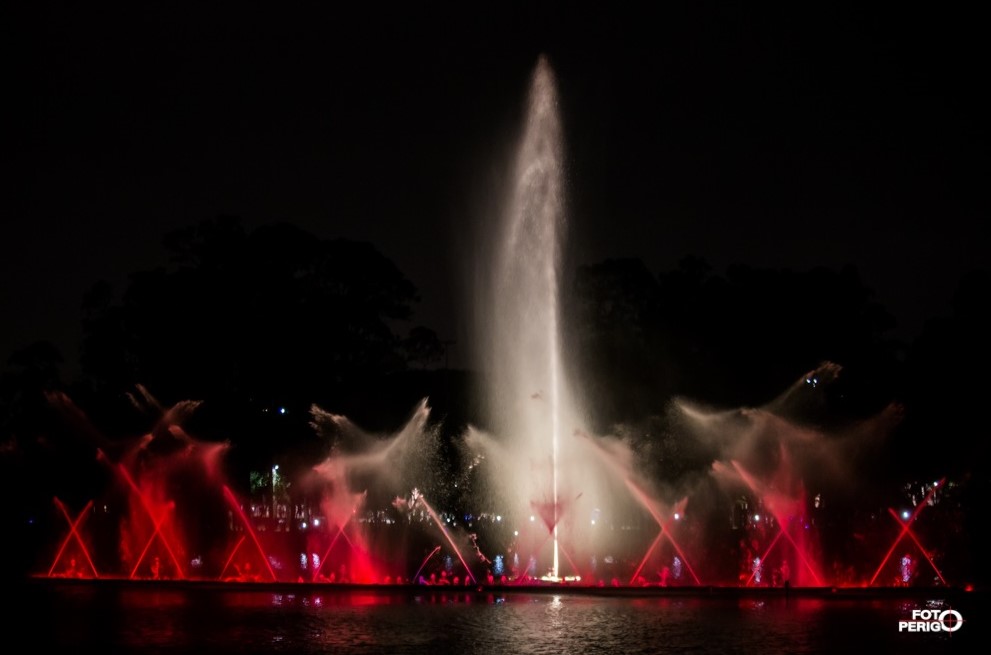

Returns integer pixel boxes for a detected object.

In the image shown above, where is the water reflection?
[19,583,978,654]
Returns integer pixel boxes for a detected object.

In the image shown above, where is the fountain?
[469,54,572,582]
[34,56,965,592]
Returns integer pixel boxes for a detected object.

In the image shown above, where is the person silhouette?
[779,559,791,587]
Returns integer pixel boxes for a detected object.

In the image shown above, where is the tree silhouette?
[80,217,427,414]
[569,255,900,430]
[902,269,990,478]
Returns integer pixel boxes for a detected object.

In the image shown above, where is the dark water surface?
[12,581,983,654]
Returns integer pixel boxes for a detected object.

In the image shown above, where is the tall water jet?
[469,55,681,584]
[477,55,569,580]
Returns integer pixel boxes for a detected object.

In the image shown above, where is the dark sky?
[6,3,988,375]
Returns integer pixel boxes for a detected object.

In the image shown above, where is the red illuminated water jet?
[417,496,476,584]
[730,460,823,587]
[220,485,277,582]
[624,491,701,586]
[113,461,186,580]
[579,431,701,586]
[885,508,947,586]
[869,479,946,587]
[312,508,359,582]
[48,498,99,578]
[36,390,959,591]
[628,510,700,586]
[413,545,441,583]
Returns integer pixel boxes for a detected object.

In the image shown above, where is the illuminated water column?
[487,55,567,579]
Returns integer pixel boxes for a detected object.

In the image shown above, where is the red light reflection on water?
[119,589,190,608]
[216,589,488,609]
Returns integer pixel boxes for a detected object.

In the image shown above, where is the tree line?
[1,217,988,509]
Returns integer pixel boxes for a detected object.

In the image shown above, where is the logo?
[898,609,964,633]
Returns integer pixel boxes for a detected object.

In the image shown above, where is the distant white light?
[753,514,760,522]
[901,510,911,520]
[279,407,286,414]
[530,515,535,522]
[301,522,307,529]
[674,513,681,521]
[590,519,596,526]
[313,519,320,527]
[514,531,519,537]
[496,515,502,522]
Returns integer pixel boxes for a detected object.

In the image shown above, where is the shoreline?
[23,574,981,600]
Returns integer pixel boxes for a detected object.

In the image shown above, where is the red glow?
[312,512,355,582]
[744,530,784,587]
[129,507,174,579]
[868,478,944,586]
[48,498,99,578]
[219,535,247,580]
[222,485,277,581]
[885,507,948,586]
[117,463,186,580]
[518,528,554,582]
[629,521,702,586]
[630,530,665,584]
[413,545,441,582]
[623,485,702,585]
[732,461,823,586]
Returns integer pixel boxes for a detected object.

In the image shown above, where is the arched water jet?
[415,495,476,584]
[307,398,449,583]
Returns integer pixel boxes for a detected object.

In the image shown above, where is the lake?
[12,580,982,654]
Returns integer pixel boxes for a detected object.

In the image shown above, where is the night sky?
[7,3,988,374]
